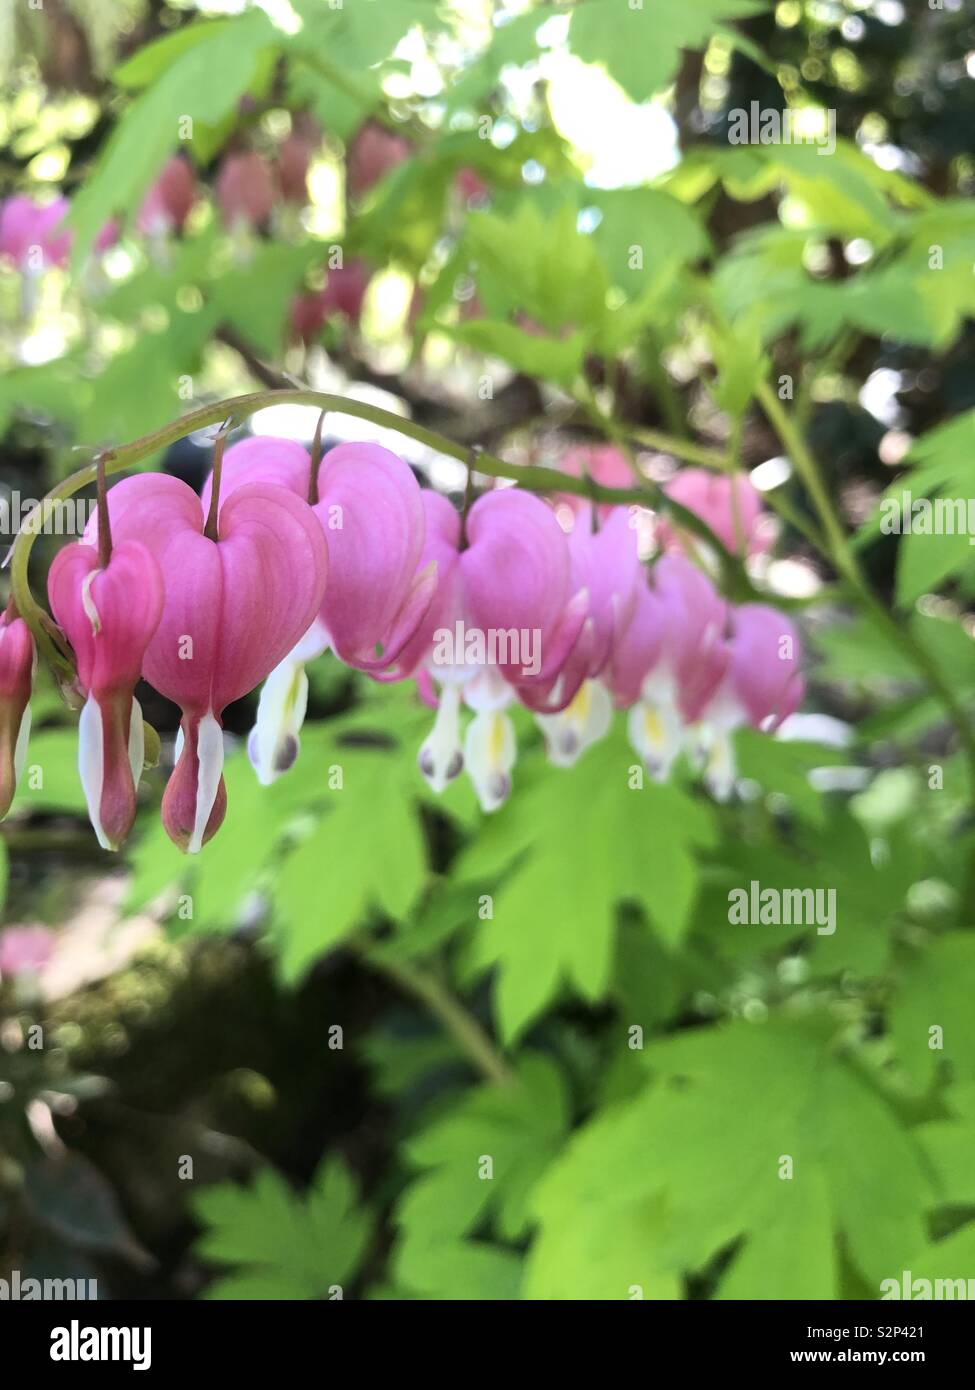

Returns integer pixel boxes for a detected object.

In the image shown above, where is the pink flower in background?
[215,151,276,231]
[0,925,54,979]
[557,444,634,522]
[0,195,72,269]
[289,262,371,343]
[276,115,319,203]
[320,260,370,323]
[87,471,328,850]
[290,291,329,345]
[48,540,164,851]
[455,167,489,205]
[136,155,197,237]
[94,217,121,254]
[660,468,770,557]
[346,120,410,199]
[0,608,35,820]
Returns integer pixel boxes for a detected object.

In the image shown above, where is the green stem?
[756,380,975,778]
[626,423,728,469]
[354,940,514,1087]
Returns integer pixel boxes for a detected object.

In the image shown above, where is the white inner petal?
[626,692,685,782]
[250,656,310,786]
[188,712,225,855]
[13,703,32,786]
[417,682,463,793]
[464,707,517,813]
[77,695,110,850]
[536,679,612,768]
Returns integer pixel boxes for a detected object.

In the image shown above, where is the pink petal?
[314,442,428,671]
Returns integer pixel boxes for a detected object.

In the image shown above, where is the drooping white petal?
[464,707,517,813]
[626,693,685,782]
[188,712,225,856]
[77,695,110,850]
[13,702,31,787]
[536,679,612,768]
[249,657,310,787]
[417,681,464,792]
[702,724,737,802]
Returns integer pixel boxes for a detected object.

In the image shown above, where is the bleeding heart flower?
[48,540,164,850]
[660,468,771,558]
[0,608,35,820]
[616,555,730,781]
[137,155,197,238]
[215,151,276,231]
[88,472,328,851]
[276,118,318,203]
[321,260,371,323]
[289,261,371,343]
[200,436,432,784]
[532,507,643,765]
[346,120,410,199]
[0,195,71,270]
[698,603,804,800]
[455,167,489,206]
[407,488,585,811]
[394,491,466,791]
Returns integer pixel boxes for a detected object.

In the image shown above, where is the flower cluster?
[2,436,803,854]
[1,115,486,344]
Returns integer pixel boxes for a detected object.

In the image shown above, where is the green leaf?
[392,1238,523,1301]
[529,1018,932,1298]
[733,729,847,827]
[12,728,88,814]
[445,319,588,388]
[569,0,766,103]
[210,242,323,357]
[271,745,427,982]
[68,10,277,267]
[591,187,710,292]
[194,1159,372,1300]
[455,727,715,1042]
[113,20,233,89]
[895,510,975,606]
[887,1222,975,1299]
[891,933,975,1090]
[396,1053,569,1247]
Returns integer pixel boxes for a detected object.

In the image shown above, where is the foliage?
[2,0,975,1303]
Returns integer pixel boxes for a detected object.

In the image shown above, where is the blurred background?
[2,0,975,1301]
